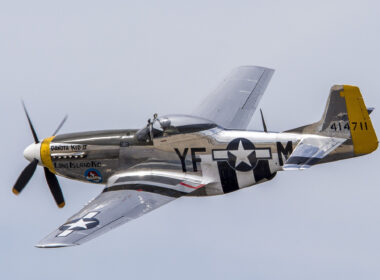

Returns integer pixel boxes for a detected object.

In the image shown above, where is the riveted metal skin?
[45,124,359,196]
[31,66,378,248]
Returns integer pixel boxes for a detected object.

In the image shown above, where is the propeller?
[13,102,68,208]
[22,101,39,143]
[12,159,38,195]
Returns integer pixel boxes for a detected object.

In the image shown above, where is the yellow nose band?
[40,136,56,174]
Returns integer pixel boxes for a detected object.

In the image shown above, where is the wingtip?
[58,202,65,208]
[35,242,75,249]
[12,188,20,195]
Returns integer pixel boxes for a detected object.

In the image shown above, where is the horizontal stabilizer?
[283,136,346,170]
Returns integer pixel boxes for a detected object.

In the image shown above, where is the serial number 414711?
[330,121,368,131]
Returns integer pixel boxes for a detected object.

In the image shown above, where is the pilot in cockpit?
[136,114,217,143]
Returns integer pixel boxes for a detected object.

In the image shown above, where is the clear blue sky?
[1,1,380,279]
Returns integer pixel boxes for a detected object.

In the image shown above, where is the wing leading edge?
[36,170,205,248]
[194,66,274,130]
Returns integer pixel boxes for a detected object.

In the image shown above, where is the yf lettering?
[174,147,206,172]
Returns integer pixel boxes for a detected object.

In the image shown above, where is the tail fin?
[287,85,378,155]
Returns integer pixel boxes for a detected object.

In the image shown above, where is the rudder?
[287,85,378,155]
[340,85,378,154]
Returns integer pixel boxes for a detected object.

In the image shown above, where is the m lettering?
[276,141,293,166]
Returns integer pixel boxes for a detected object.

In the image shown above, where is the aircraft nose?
[23,143,41,162]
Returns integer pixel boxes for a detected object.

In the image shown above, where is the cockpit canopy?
[155,115,217,135]
[136,114,218,142]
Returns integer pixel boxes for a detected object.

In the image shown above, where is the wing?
[36,170,205,248]
[194,66,274,130]
[283,136,347,170]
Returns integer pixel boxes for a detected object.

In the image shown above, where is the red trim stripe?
[179,182,205,189]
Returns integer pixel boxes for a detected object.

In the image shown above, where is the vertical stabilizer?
[286,85,378,155]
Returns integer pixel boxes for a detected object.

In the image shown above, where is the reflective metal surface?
[30,66,378,248]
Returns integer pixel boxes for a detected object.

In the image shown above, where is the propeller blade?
[44,168,65,208]
[52,115,68,136]
[22,101,39,143]
[260,108,268,133]
[13,159,38,195]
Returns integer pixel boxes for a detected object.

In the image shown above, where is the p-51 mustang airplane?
[13,66,378,248]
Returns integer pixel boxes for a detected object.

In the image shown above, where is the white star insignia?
[64,219,93,230]
[57,212,99,237]
[229,140,254,167]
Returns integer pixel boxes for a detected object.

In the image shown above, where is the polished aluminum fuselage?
[49,128,354,196]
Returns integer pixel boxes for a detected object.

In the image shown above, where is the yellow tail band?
[340,85,378,155]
